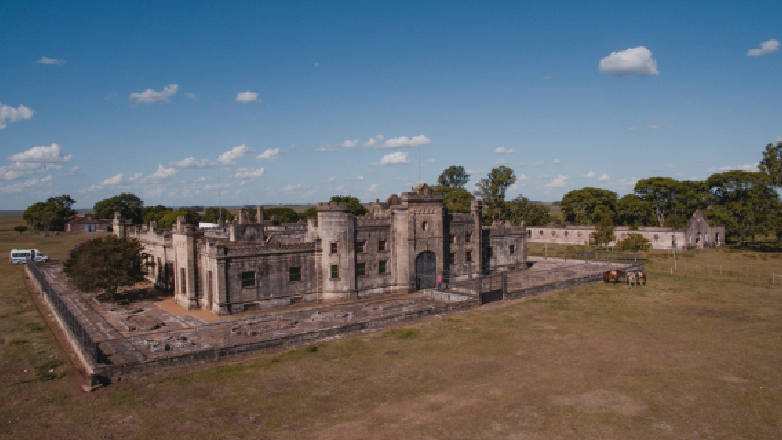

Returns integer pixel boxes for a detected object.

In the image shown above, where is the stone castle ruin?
[116,184,527,315]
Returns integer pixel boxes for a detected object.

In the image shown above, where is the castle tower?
[317,202,357,301]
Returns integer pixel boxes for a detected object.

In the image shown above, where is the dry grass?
[1,214,781,439]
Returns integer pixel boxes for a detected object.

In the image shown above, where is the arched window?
[653,234,659,242]
[564,231,569,237]
[422,221,429,231]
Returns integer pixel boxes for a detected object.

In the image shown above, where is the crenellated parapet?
[317,201,348,212]
[210,241,317,258]
[356,217,392,228]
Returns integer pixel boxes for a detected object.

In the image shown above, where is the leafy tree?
[303,207,319,219]
[23,194,77,231]
[263,207,303,224]
[505,196,551,226]
[759,141,782,187]
[615,194,655,228]
[13,225,28,235]
[141,205,173,225]
[158,209,200,229]
[590,207,615,247]
[634,178,709,228]
[434,186,475,213]
[560,187,617,225]
[64,236,147,302]
[437,165,470,189]
[706,170,778,242]
[330,195,368,217]
[94,193,144,224]
[474,166,516,221]
[614,233,652,251]
[200,207,235,223]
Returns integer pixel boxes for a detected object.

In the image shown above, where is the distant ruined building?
[115,184,527,315]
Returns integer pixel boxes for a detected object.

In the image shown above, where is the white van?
[10,249,50,264]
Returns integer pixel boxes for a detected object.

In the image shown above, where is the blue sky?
[1,0,780,210]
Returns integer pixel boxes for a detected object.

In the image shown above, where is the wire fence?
[26,262,99,365]
[646,259,782,286]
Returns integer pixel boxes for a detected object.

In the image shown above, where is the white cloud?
[6,144,71,163]
[496,159,507,164]
[185,92,197,100]
[283,183,303,191]
[599,46,659,77]
[235,91,261,103]
[628,126,637,131]
[533,161,545,166]
[545,175,569,188]
[584,171,595,177]
[128,172,143,181]
[328,176,336,183]
[170,157,211,168]
[36,56,66,65]
[355,175,364,181]
[425,158,437,163]
[0,177,53,194]
[368,183,379,192]
[336,185,345,191]
[234,167,265,178]
[363,138,377,148]
[518,174,529,180]
[102,173,123,185]
[217,144,250,165]
[0,103,34,130]
[342,139,359,148]
[129,84,178,104]
[68,166,80,175]
[380,135,431,149]
[738,163,759,171]
[314,145,339,152]
[553,158,561,164]
[375,151,410,166]
[775,136,782,142]
[598,173,610,181]
[256,148,280,162]
[150,164,178,179]
[667,163,675,168]
[494,146,516,154]
[747,39,780,56]
[648,124,660,130]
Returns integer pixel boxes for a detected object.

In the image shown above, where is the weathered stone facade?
[526,210,725,250]
[118,184,527,315]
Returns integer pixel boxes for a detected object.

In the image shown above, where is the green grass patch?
[384,327,421,339]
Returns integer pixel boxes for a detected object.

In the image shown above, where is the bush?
[615,233,652,251]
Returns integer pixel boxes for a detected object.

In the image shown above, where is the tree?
[64,236,147,302]
[759,141,782,187]
[94,193,144,224]
[303,207,319,219]
[505,196,551,226]
[614,233,652,251]
[263,207,302,223]
[634,178,709,228]
[23,194,77,231]
[141,205,173,225]
[590,207,615,247]
[13,225,28,235]
[437,165,470,189]
[560,187,617,225]
[434,187,475,213]
[158,209,200,229]
[615,194,655,228]
[330,195,368,217]
[706,170,778,242]
[200,207,235,223]
[474,166,516,221]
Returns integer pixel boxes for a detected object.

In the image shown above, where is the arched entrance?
[415,251,436,290]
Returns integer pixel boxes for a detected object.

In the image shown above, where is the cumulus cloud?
[533,161,545,166]
[374,151,410,166]
[584,171,595,177]
[648,124,660,130]
[553,159,561,164]
[355,175,364,181]
[0,176,53,194]
[599,46,659,77]
[328,176,336,183]
[217,144,250,165]
[102,173,123,185]
[314,145,338,152]
[545,175,569,188]
[283,183,304,191]
[256,148,280,162]
[336,185,345,191]
[68,166,80,175]
[599,173,610,181]
[7,144,71,163]
[170,157,211,169]
[494,146,516,154]
[363,138,377,148]
[738,163,759,171]
[380,135,431,149]
[518,174,529,180]
[37,56,67,65]
[129,84,178,104]
[342,139,359,148]
[748,39,780,56]
[368,183,379,192]
[234,167,265,178]
[150,164,178,179]
[0,103,34,130]
[775,136,782,142]
[128,172,143,181]
[185,92,197,100]
[235,91,261,103]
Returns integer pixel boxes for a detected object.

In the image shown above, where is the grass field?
[1,215,781,439]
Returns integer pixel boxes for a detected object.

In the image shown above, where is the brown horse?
[603,270,625,283]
